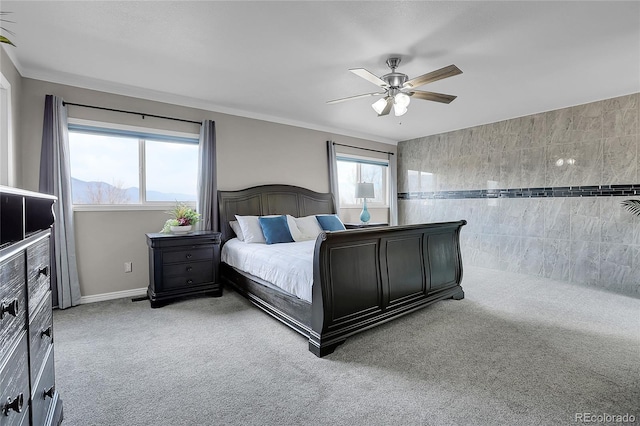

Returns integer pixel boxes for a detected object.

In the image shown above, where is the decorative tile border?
[398,184,640,200]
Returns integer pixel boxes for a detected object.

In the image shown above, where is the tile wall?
[398,93,639,296]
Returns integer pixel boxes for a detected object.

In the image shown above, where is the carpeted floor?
[53,267,639,426]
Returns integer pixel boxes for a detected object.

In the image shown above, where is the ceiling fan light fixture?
[392,92,410,116]
[393,103,408,117]
[395,92,411,107]
[372,97,389,115]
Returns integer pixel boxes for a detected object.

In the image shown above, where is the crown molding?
[17,65,398,146]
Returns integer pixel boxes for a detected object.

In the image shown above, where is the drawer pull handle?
[44,385,55,400]
[187,279,194,285]
[39,266,49,277]
[186,266,193,272]
[186,253,192,259]
[41,326,53,339]
[3,393,23,416]
[0,299,19,320]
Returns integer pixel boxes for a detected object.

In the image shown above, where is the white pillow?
[293,215,323,241]
[229,220,245,241]
[235,215,266,243]
[285,215,303,241]
[235,215,301,244]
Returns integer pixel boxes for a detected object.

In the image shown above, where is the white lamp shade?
[355,182,375,199]
[371,98,388,115]
[393,104,408,116]
[393,92,410,116]
[395,92,411,107]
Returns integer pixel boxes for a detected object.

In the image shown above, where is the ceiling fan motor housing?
[383,57,407,88]
[383,72,408,89]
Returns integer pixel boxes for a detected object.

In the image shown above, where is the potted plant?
[621,199,640,217]
[161,202,200,234]
[1,12,16,46]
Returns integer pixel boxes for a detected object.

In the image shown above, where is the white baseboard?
[79,287,147,304]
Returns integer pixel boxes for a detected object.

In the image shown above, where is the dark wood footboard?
[309,220,466,357]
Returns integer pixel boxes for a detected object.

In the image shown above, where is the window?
[68,121,199,205]
[336,155,388,206]
[0,72,14,186]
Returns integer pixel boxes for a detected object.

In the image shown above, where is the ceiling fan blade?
[349,68,388,88]
[378,97,393,116]
[403,64,462,89]
[326,92,386,104]
[408,90,457,104]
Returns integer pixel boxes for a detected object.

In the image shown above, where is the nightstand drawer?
[162,247,214,264]
[28,294,53,390]
[163,264,213,289]
[26,237,50,314]
[0,252,27,364]
[163,260,213,279]
[0,336,30,426]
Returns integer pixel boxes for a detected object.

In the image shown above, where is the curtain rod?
[62,101,202,125]
[332,142,394,156]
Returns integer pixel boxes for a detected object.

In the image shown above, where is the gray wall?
[15,77,395,299]
[398,93,639,297]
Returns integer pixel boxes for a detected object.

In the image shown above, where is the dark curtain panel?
[327,140,340,212]
[197,120,218,231]
[39,94,81,309]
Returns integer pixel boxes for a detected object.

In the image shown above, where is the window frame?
[68,119,199,211]
[0,72,14,186]
[336,153,389,208]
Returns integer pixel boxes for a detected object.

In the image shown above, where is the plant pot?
[170,225,192,234]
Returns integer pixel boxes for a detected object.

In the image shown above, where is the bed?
[218,184,466,357]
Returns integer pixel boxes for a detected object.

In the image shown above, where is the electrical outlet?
[124,262,132,273]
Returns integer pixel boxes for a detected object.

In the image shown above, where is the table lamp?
[355,182,375,224]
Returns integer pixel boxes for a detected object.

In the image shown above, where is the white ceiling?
[2,1,639,144]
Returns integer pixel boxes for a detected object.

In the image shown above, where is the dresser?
[146,231,222,308]
[0,186,63,426]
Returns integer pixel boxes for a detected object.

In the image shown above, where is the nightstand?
[146,231,222,308]
[344,222,389,229]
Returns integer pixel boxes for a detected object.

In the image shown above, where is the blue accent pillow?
[315,214,346,231]
[258,215,294,244]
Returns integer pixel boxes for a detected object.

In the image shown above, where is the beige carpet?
[53,266,640,426]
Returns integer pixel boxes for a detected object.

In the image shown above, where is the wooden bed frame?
[218,184,466,357]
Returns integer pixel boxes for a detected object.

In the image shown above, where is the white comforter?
[221,238,315,302]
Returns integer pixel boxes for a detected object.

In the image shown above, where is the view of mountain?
[71,178,195,204]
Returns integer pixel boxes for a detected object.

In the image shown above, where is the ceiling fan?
[327,58,462,117]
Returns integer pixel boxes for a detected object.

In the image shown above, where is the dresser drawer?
[0,253,27,364]
[30,347,56,426]
[28,294,53,390]
[163,262,214,289]
[26,237,50,314]
[0,336,30,426]
[162,247,214,264]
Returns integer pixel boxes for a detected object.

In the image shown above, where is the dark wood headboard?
[217,184,336,242]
